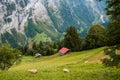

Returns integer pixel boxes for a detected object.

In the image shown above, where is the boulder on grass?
[35,53,41,58]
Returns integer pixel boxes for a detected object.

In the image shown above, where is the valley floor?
[0,47,120,80]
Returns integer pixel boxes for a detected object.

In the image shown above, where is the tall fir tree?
[105,0,120,45]
[106,21,120,45]
[63,26,81,51]
[101,0,120,67]
[106,0,120,21]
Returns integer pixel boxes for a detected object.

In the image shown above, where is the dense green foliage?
[102,0,120,67]
[103,45,120,67]
[106,0,120,21]
[105,0,120,45]
[63,26,81,51]
[81,24,106,50]
[19,41,58,56]
[57,25,107,52]
[106,21,120,45]
[33,33,52,44]
[0,44,22,70]
[105,0,120,46]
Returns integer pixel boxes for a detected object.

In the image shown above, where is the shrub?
[0,44,22,70]
[102,45,120,67]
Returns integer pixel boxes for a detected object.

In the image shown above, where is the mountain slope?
[0,0,108,47]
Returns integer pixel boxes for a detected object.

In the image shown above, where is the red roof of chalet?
[59,47,70,54]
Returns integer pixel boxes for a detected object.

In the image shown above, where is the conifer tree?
[63,26,81,51]
[101,0,120,67]
[105,0,120,21]
[104,0,120,45]
[106,21,120,45]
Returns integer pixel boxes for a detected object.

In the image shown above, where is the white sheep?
[84,61,89,63]
[28,69,38,74]
[63,68,69,73]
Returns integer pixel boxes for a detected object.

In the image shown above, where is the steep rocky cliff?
[0,0,107,47]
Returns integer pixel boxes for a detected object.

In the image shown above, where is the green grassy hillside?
[0,47,120,80]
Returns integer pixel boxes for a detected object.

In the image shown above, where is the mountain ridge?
[0,0,108,47]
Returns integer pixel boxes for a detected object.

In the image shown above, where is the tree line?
[58,24,106,52]
[18,24,106,56]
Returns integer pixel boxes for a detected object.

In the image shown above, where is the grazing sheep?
[63,68,69,73]
[84,61,89,63]
[28,69,38,74]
